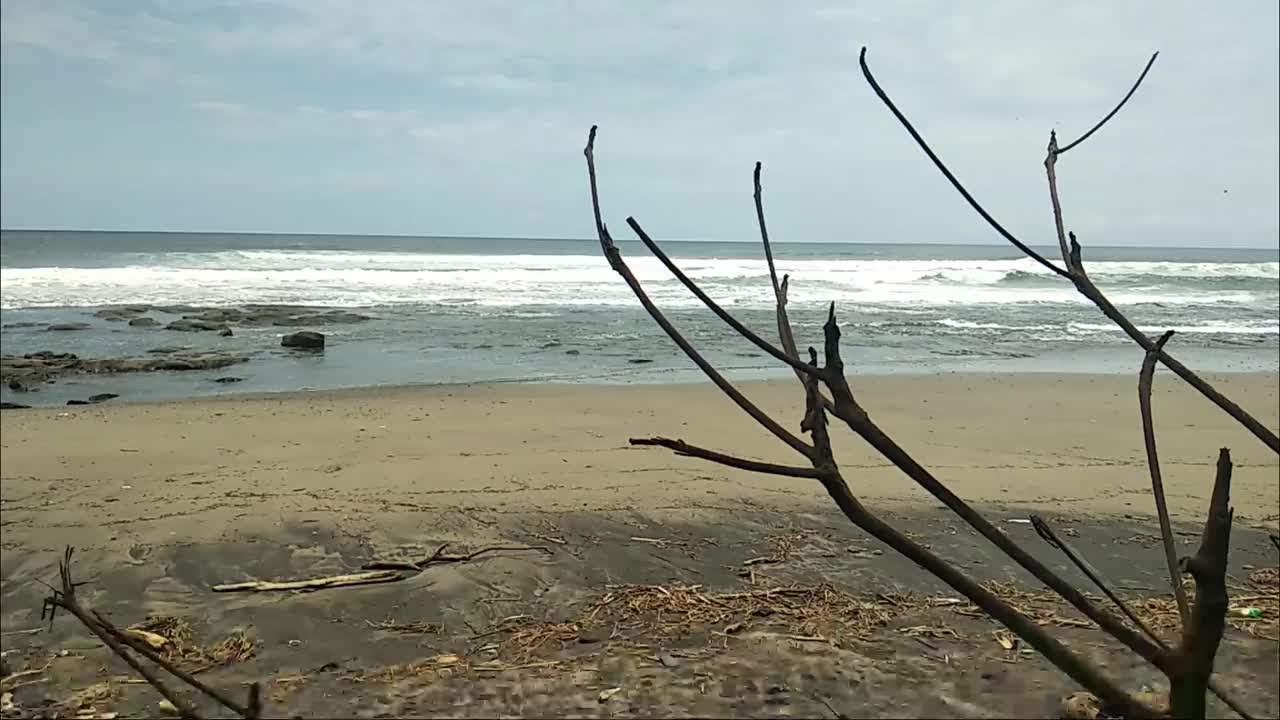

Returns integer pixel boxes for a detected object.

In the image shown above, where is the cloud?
[1,0,1276,245]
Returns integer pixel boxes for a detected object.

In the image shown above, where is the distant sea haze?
[1,230,1277,405]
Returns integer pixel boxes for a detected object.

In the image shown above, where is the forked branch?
[858,47,1280,453]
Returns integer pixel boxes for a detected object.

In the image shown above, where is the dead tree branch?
[585,127,814,459]
[858,47,1280,454]
[629,437,828,478]
[1031,515,1161,639]
[584,127,1161,719]
[41,547,262,719]
[1140,330,1192,627]
[1032,514,1255,719]
[1170,449,1235,718]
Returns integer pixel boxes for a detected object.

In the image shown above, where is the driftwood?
[585,45,1273,719]
[211,569,405,593]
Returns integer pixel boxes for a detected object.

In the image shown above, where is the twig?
[856,48,1069,279]
[1056,52,1159,155]
[1140,330,1191,627]
[629,437,827,478]
[859,46,1280,454]
[364,544,552,572]
[1170,449,1235,719]
[1030,515,1160,639]
[585,127,814,458]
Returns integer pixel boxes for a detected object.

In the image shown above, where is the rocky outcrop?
[47,323,92,332]
[281,331,325,350]
[166,318,228,332]
[1,350,249,386]
[82,304,371,331]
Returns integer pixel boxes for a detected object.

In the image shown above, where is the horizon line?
[2,227,1277,253]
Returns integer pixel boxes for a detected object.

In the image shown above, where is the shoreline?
[4,366,1278,410]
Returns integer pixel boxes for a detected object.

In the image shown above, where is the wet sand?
[1,373,1277,717]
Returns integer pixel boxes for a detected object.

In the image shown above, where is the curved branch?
[1057,52,1159,155]
[860,46,1280,453]
[625,217,818,380]
[1139,330,1191,627]
[857,47,1070,279]
[630,437,827,478]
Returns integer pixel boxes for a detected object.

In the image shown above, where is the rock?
[281,331,325,350]
[46,323,92,332]
[66,399,91,406]
[218,327,234,337]
[213,376,244,384]
[25,351,77,361]
[165,319,227,332]
[2,350,248,385]
[94,307,146,321]
[89,393,119,403]
[128,317,160,327]
[0,402,31,410]
[7,380,28,392]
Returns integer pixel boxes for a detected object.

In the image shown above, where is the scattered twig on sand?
[363,543,552,572]
[41,546,264,719]
[212,570,404,593]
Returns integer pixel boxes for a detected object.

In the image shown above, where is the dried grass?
[586,582,898,640]
[129,615,256,671]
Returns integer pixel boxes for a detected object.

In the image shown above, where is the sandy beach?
[2,372,1278,717]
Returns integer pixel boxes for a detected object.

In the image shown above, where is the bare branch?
[1139,330,1192,627]
[754,164,802,365]
[1068,242,1280,453]
[857,47,1071,279]
[1032,514,1256,719]
[91,609,252,718]
[860,46,1280,453]
[43,548,203,719]
[1031,515,1161,639]
[1044,131,1073,268]
[1171,449,1235,719]
[624,217,817,380]
[584,128,814,458]
[803,326,1155,718]
[814,306,1171,672]
[1056,52,1160,155]
[630,436,828,478]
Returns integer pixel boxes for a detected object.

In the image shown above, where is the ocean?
[1,230,1277,406]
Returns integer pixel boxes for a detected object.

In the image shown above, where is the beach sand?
[1,372,1277,717]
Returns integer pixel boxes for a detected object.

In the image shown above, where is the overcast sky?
[2,1,1277,247]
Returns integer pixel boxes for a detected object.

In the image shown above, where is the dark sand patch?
[2,507,1277,718]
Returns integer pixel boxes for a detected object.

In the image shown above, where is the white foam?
[1,251,1275,310]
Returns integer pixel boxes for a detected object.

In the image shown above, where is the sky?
[1,1,1277,248]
